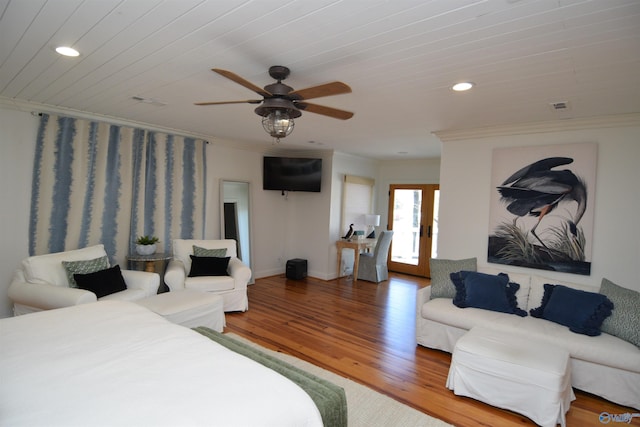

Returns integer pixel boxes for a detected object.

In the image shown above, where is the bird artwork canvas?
[488,143,597,275]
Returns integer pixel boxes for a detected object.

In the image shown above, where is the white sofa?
[416,265,640,410]
[164,239,251,312]
[8,244,159,315]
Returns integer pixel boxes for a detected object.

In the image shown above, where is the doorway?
[387,184,439,277]
[220,180,253,282]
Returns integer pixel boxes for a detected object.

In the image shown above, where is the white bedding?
[0,300,323,427]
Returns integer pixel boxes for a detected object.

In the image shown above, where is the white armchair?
[164,239,251,312]
[8,244,159,315]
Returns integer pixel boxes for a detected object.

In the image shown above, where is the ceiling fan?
[195,66,353,141]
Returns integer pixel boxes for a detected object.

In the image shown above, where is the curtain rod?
[31,111,210,144]
[26,108,210,144]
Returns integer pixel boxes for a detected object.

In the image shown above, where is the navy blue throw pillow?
[189,255,230,277]
[74,265,127,298]
[530,284,614,336]
[450,271,526,316]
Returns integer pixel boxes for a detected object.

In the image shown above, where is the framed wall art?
[487,143,597,275]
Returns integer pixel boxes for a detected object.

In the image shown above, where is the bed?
[0,300,327,426]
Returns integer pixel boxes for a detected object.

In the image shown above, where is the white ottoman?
[447,326,575,427]
[137,290,225,332]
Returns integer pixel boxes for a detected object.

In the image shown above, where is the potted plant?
[135,235,159,255]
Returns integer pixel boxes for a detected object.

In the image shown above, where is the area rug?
[225,333,452,427]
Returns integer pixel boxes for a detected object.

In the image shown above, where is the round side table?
[126,252,172,293]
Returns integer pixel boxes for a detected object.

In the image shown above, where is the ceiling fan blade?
[289,82,351,100]
[212,68,271,97]
[296,102,354,120]
[194,100,262,106]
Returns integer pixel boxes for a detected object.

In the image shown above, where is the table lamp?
[365,214,380,238]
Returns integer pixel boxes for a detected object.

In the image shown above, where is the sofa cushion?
[185,276,235,292]
[99,288,148,302]
[74,265,128,298]
[62,256,110,288]
[450,271,526,316]
[525,321,640,374]
[22,244,108,287]
[530,284,613,336]
[420,298,640,373]
[188,255,230,277]
[193,246,227,258]
[422,298,530,332]
[599,278,640,347]
[429,257,476,299]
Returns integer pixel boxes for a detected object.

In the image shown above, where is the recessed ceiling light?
[55,46,80,57]
[452,82,474,92]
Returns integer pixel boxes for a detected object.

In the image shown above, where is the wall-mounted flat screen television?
[263,157,322,192]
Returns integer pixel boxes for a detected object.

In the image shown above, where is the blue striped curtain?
[29,114,207,264]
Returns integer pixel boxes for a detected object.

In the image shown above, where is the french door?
[387,184,439,277]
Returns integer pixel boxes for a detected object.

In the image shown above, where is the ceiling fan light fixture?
[262,110,295,140]
[197,66,353,142]
[254,97,302,118]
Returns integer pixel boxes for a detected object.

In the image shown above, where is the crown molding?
[0,97,335,155]
[433,113,640,142]
[0,96,218,143]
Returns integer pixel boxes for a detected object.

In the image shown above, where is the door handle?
[419,224,423,237]
[428,225,432,238]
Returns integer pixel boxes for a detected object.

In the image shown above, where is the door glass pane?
[391,189,422,265]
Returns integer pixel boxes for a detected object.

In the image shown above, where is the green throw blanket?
[193,327,348,427]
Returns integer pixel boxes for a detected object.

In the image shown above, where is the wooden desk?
[336,238,376,282]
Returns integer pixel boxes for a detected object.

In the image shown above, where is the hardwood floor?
[225,273,639,427]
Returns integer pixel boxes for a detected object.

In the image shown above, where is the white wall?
[328,152,379,278]
[205,144,263,240]
[248,149,334,279]
[437,121,640,291]
[0,107,38,317]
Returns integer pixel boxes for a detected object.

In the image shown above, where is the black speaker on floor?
[286,258,307,280]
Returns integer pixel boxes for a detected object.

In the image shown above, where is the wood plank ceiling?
[1,0,639,158]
